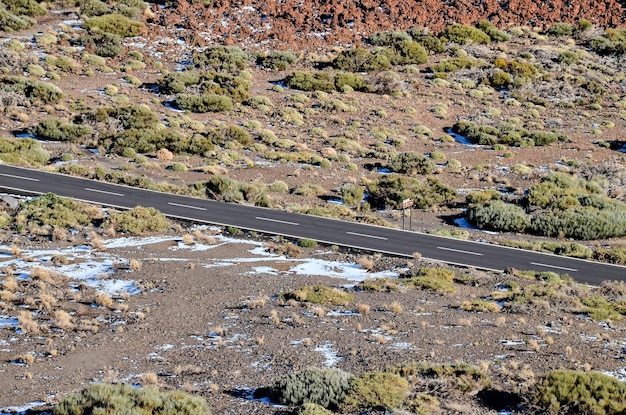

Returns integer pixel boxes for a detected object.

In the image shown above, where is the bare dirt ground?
[1,224,625,414]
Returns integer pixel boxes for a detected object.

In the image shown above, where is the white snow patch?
[314,341,342,367]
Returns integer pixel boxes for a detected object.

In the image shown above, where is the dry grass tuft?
[10,245,21,256]
[139,372,160,385]
[182,234,194,245]
[357,303,371,315]
[174,365,205,376]
[2,276,18,292]
[129,259,142,271]
[52,309,74,330]
[95,292,114,308]
[18,310,39,333]
[0,290,15,302]
[247,294,269,309]
[357,256,375,272]
[528,339,541,352]
[389,301,403,313]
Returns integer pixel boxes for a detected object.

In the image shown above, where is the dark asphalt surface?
[1,164,624,284]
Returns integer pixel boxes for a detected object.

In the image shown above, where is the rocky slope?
[155,0,626,48]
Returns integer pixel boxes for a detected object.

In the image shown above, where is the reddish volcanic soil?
[155,0,626,48]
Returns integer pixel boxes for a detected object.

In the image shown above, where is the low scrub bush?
[403,267,456,294]
[107,206,169,234]
[391,362,490,394]
[285,71,336,92]
[0,137,49,165]
[408,28,446,53]
[429,56,484,76]
[269,368,352,409]
[547,22,574,37]
[0,75,63,104]
[54,383,210,415]
[80,31,123,57]
[82,13,144,37]
[367,175,457,210]
[282,285,354,305]
[461,299,502,312]
[259,50,298,70]
[534,370,626,414]
[199,175,271,207]
[342,371,409,411]
[477,20,511,41]
[192,46,248,72]
[440,23,490,44]
[175,94,233,113]
[467,200,530,232]
[0,5,37,32]
[18,193,101,229]
[452,120,564,147]
[31,118,94,143]
[387,151,435,175]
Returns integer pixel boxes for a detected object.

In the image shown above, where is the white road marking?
[530,262,578,272]
[256,216,299,226]
[168,202,207,211]
[85,188,124,197]
[437,246,483,256]
[0,173,39,181]
[346,231,388,240]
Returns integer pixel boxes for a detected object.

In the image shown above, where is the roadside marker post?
[402,198,413,231]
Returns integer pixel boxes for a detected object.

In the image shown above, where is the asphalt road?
[1,164,624,284]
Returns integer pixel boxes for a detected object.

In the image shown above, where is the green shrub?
[298,403,333,415]
[440,23,490,44]
[391,40,428,65]
[392,362,490,394]
[0,137,50,165]
[467,200,530,232]
[0,75,63,104]
[200,175,271,207]
[269,368,353,409]
[387,152,435,175]
[77,0,110,17]
[285,71,336,92]
[557,50,579,65]
[594,247,626,265]
[107,206,169,234]
[367,175,457,210]
[581,296,624,321]
[489,70,512,89]
[334,72,369,92]
[429,56,483,75]
[369,30,412,46]
[259,50,298,70]
[534,370,626,414]
[341,184,364,207]
[342,371,409,411]
[175,94,233,113]
[192,46,248,72]
[4,0,46,16]
[53,383,210,415]
[477,20,511,41]
[80,31,123,57]
[403,267,456,294]
[0,5,37,32]
[83,13,144,37]
[531,206,626,239]
[299,238,317,248]
[31,118,93,142]
[547,22,574,37]
[282,285,354,305]
[408,28,446,53]
[19,193,98,229]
